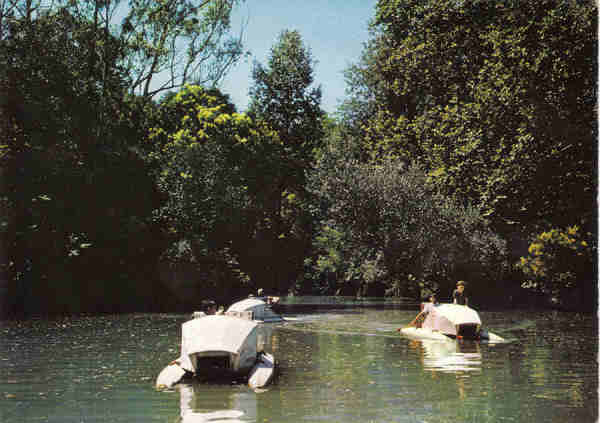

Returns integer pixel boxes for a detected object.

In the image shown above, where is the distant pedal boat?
[399,303,504,342]
[226,297,284,323]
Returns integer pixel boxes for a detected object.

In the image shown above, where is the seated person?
[409,294,438,328]
[202,299,217,315]
[422,294,438,313]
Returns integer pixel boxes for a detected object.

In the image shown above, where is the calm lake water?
[1,302,597,423]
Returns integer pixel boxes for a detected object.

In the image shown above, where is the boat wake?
[498,319,536,333]
[279,321,404,339]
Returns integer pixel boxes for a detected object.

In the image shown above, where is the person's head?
[257,288,264,297]
[429,294,437,303]
[203,300,217,315]
[456,281,466,292]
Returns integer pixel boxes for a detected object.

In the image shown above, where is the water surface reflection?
[1,308,596,423]
[178,383,254,423]
[415,339,482,373]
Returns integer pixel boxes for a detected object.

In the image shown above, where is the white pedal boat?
[156,313,277,390]
[399,303,504,342]
[226,297,285,323]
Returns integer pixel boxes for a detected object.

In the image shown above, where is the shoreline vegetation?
[1,1,596,318]
[0,293,592,321]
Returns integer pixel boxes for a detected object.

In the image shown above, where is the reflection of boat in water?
[420,339,482,373]
[156,314,277,390]
[400,303,504,342]
[178,383,256,423]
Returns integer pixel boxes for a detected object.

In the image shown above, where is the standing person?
[453,281,468,306]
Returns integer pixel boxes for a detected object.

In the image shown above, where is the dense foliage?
[0,0,246,314]
[0,8,167,313]
[342,0,597,305]
[1,0,596,315]
[305,148,507,300]
[346,0,596,227]
[147,85,287,299]
[249,30,325,167]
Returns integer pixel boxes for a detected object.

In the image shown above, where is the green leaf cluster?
[347,0,596,233]
[148,84,287,293]
[517,226,596,307]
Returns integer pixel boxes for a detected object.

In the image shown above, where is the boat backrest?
[226,298,268,321]
[179,315,259,372]
[421,303,482,336]
[422,308,457,335]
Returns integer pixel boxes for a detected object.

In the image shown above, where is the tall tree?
[249,30,324,159]
[121,0,247,98]
[1,0,247,99]
[247,29,325,292]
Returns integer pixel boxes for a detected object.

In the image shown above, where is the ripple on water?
[1,309,597,423]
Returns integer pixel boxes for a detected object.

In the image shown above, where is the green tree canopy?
[1,0,247,99]
[148,85,287,295]
[0,9,167,314]
[249,29,325,176]
[345,0,597,235]
[122,0,247,97]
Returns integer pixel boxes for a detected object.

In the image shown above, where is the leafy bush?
[148,85,293,296]
[304,145,507,298]
[517,225,596,305]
